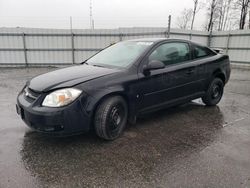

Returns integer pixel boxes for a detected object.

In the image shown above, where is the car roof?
[127,38,190,43]
[126,38,205,47]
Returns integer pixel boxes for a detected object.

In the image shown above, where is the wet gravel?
[0,67,250,188]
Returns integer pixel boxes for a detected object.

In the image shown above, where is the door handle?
[186,69,195,75]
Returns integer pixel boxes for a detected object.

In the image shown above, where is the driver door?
[137,41,200,112]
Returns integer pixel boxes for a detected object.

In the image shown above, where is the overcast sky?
[0,0,207,30]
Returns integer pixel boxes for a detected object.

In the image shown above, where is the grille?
[24,87,40,102]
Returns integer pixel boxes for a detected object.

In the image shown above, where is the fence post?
[167,15,171,38]
[119,33,123,41]
[71,32,75,64]
[208,30,212,47]
[189,31,192,40]
[22,33,28,66]
[70,16,75,64]
[226,32,231,54]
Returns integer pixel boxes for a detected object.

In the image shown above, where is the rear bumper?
[17,92,91,136]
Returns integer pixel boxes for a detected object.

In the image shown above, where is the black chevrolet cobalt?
[17,38,231,140]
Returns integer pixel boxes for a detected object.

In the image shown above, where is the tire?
[202,78,224,106]
[94,96,128,140]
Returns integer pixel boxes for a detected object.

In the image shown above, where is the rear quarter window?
[194,45,216,59]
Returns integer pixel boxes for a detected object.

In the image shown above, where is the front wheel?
[202,78,224,106]
[94,96,128,140]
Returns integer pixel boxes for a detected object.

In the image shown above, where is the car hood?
[28,64,120,92]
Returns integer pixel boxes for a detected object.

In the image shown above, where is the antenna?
[90,0,94,29]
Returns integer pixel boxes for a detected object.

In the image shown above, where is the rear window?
[194,45,216,59]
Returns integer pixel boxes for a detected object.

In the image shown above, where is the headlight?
[42,88,82,107]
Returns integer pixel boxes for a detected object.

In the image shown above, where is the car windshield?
[86,41,153,68]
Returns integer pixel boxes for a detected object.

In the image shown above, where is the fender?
[83,85,138,125]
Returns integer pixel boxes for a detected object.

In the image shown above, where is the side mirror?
[143,60,165,73]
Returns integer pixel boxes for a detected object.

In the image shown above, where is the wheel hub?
[110,107,121,127]
[212,85,220,99]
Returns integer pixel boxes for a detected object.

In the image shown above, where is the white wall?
[210,30,250,64]
[7,27,250,66]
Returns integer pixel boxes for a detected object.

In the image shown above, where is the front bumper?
[16,90,92,136]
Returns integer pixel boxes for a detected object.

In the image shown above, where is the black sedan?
[16,38,231,140]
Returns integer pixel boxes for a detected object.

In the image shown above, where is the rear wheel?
[94,96,128,140]
[202,78,224,106]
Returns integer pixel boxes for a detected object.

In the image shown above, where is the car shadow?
[20,101,225,187]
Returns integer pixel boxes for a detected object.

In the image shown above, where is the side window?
[194,45,215,59]
[148,42,190,66]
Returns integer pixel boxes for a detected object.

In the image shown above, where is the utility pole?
[90,0,94,29]
[70,16,73,32]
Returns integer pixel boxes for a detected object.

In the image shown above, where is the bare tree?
[217,1,225,30]
[207,0,218,31]
[204,0,239,31]
[204,0,250,30]
[237,0,250,29]
[217,0,233,30]
[190,0,205,30]
[249,10,250,28]
[222,0,241,30]
[176,8,193,29]
[223,0,233,30]
[191,0,199,30]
